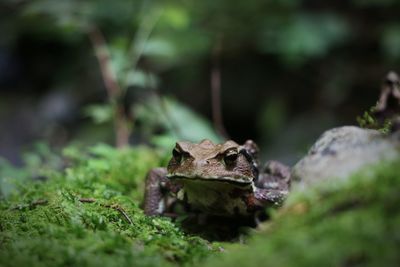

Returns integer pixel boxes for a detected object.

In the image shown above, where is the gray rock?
[291,126,400,187]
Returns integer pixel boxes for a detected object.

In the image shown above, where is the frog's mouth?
[167,174,253,187]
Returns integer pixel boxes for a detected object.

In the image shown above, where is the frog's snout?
[195,159,210,168]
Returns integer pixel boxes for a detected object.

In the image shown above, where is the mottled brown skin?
[143,139,291,222]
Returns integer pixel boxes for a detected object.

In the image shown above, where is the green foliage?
[203,158,400,267]
[5,0,400,151]
[356,107,392,133]
[84,104,114,124]
[13,0,357,70]
[0,144,216,267]
[357,107,379,128]
[258,13,348,66]
[134,97,222,148]
[0,142,63,199]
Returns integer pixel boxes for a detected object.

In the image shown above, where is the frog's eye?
[224,150,238,165]
[172,148,182,163]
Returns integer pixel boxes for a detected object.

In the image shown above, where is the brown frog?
[143,139,291,222]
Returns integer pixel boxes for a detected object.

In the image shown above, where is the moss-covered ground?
[0,144,399,267]
[0,144,217,267]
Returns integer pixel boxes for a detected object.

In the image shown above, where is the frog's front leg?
[143,168,181,216]
[253,160,291,206]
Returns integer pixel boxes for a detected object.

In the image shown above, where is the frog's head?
[166,139,257,185]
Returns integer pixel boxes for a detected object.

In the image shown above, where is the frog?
[143,139,291,223]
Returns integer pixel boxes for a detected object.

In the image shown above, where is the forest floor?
[0,144,399,267]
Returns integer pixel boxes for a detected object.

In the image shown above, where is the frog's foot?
[256,160,291,191]
[249,160,291,210]
[242,139,260,159]
[143,168,168,215]
[253,187,288,206]
[143,168,181,216]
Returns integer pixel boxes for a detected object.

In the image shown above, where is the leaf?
[161,5,190,30]
[382,24,400,60]
[84,104,113,124]
[161,98,222,143]
[134,97,222,148]
[258,13,349,65]
[124,70,159,88]
[143,38,177,59]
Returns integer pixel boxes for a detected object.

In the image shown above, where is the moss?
[1,143,399,267]
[202,158,400,267]
[0,144,216,267]
[357,107,392,133]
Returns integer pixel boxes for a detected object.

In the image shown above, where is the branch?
[211,37,229,139]
[88,26,130,148]
[88,26,120,99]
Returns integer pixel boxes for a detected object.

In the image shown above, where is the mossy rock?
[203,158,400,267]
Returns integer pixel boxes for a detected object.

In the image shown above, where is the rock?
[291,126,400,187]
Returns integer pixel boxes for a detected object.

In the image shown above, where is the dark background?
[1,0,399,165]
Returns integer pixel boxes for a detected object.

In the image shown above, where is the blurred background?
[1,0,400,166]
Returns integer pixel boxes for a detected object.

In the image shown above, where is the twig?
[11,199,48,210]
[30,199,48,207]
[211,37,229,139]
[78,197,133,225]
[88,26,130,148]
[105,204,134,225]
[88,26,120,98]
[79,198,96,203]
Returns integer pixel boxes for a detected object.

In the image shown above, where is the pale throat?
[177,179,254,216]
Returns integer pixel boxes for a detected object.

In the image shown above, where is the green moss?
[202,158,400,267]
[1,144,399,267]
[356,107,392,133]
[0,144,216,267]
